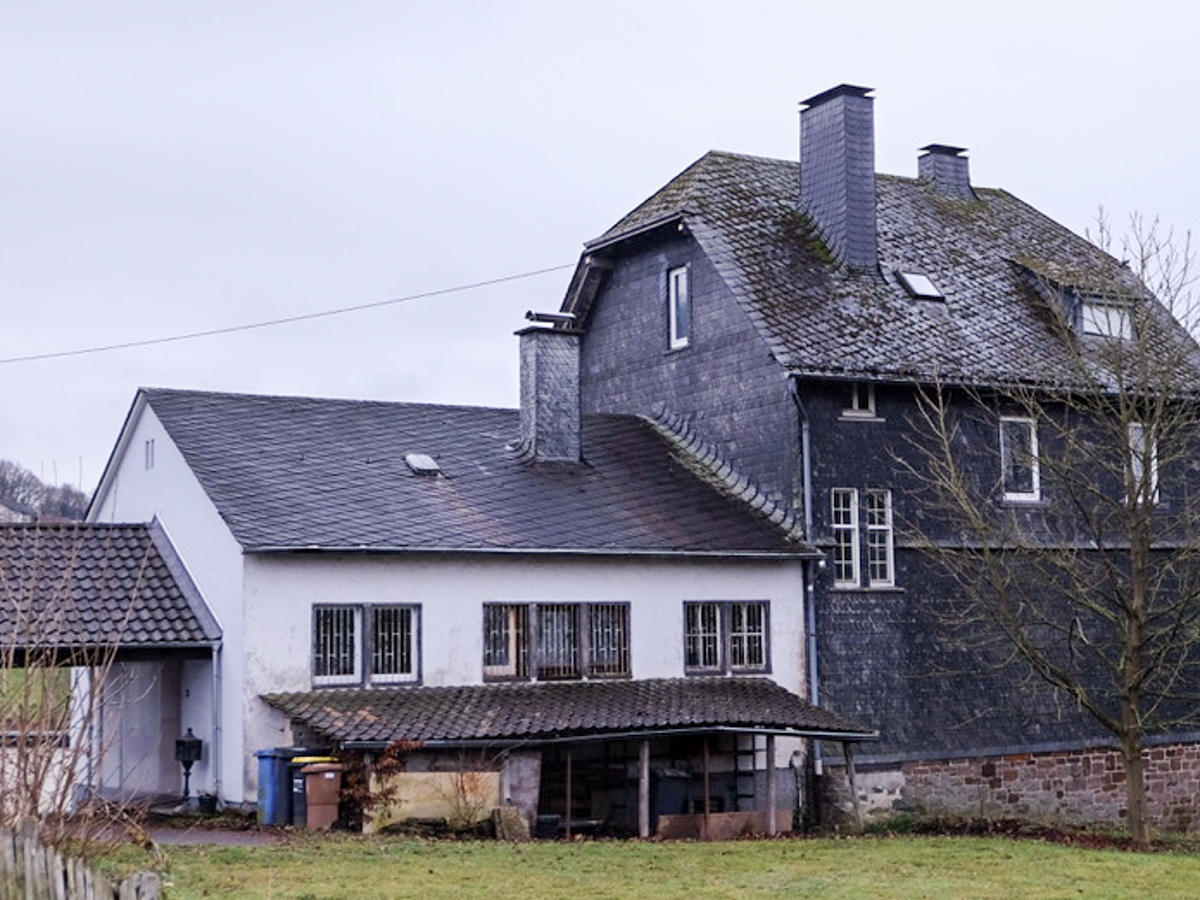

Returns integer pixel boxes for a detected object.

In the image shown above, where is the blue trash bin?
[255,747,317,825]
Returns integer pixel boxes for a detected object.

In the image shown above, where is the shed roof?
[263,677,875,747]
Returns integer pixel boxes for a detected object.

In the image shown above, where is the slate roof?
[567,151,1200,390]
[263,677,875,747]
[0,522,221,654]
[132,388,810,554]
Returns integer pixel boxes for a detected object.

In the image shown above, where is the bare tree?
[904,216,1200,846]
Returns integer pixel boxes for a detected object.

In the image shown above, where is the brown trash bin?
[301,762,345,829]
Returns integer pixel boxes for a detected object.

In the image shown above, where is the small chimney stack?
[800,84,877,271]
[517,323,582,462]
[919,144,975,200]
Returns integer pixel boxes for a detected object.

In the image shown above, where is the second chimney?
[800,84,877,272]
[517,324,581,463]
[919,144,975,200]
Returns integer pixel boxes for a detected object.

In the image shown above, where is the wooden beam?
[766,735,777,835]
[565,746,573,839]
[702,737,711,841]
[638,740,650,839]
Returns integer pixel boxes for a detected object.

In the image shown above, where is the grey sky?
[2,1,1197,492]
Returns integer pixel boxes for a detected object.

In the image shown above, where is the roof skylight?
[897,271,944,300]
[404,453,442,476]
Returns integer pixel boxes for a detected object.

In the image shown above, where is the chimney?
[918,144,975,200]
[800,84,877,271]
[517,323,582,462]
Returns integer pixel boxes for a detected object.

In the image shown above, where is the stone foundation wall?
[823,742,1200,831]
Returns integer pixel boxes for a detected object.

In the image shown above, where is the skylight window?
[404,453,441,475]
[897,271,943,300]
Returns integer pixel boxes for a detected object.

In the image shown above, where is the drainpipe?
[211,644,223,804]
[789,376,826,822]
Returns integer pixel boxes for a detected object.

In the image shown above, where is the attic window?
[897,271,944,300]
[404,453,441,476]
[1080,299,1132,339]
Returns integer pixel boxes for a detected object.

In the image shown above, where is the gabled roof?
[263,677,875,747]
[133,388,811,556]
[565,151,1200,389]
[0,521,221,657]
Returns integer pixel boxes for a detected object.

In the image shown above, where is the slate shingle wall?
[579,235,799,509]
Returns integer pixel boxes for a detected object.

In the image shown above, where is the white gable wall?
[242,551,807,801]
[89,402,247,803]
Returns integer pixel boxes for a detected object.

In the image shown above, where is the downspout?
[789,375,826,826]
[211,644,223,804]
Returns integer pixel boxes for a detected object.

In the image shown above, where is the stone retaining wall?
[824,742,1200,831]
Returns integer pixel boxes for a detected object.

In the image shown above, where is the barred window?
[684,601,769,675]
[482,602,629,681]
[313,604,419,686]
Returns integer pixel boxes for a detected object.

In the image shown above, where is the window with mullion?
[482,602,629,681]
[864,489,894,587]
[684,600,769,675]
[313,604,419,687]
[831,488,860,586]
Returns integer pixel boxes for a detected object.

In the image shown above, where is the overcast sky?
[2,1,1198,492]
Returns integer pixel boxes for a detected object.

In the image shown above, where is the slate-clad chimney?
[518,324,581,462]
[919,144,975,200]
[800,84,877,271]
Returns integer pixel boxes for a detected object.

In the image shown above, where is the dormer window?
[897,271,943,300]
[1080,299,1132,339]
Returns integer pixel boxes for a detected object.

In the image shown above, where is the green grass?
[145,833,1200,900]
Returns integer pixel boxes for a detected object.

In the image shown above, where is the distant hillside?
[0,460,88,521]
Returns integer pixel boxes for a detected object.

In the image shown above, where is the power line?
[0,262,576,366]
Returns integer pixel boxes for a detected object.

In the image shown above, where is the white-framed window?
[842,383,877,418]
[999,416,1040,501]
[1127,421,1159,506]
[482,602,630,681]
[864,489,895,588]
[831,488,895,588]
[313,604,419,687]
[1080,300,1132,339]
[684,600,769,675]
[668,266,691,350]
[831,488,860,587]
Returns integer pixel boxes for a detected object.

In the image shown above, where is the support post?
[702,737,711,841]
[843,742,864,833]
[766,734,777,835]
[638,740,650,839]
[565,746,573,839]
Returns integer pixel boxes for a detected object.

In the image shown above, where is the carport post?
[638,740,650,838]
[766,734,777,835]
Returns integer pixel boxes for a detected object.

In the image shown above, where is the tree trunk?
[1120,730,1150,847]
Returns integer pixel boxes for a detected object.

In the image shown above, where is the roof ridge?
[639,408,804,541]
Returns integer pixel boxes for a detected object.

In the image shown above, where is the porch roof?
[0,520,221,659]
[263,677,876,748]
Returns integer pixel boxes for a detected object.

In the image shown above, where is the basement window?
[897,271,944,300]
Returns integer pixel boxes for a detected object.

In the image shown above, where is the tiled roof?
[263,677,875,746]
[139,389,811,555]
[0,522,220,653]
[571,151,1200,389]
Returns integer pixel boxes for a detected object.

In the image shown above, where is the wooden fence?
[0,820,159,900]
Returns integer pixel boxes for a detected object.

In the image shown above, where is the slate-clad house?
[84,325,872,834]
[557,84,1200,823]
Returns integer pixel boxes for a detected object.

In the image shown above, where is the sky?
[2,1,1199,493]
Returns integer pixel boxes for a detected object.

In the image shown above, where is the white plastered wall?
[242,552,809,799]
[89,402,243,803]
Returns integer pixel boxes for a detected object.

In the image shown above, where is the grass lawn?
[148,833,1200,900]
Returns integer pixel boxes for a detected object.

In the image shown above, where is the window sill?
[828,585,905,594]
[838,414,886,423]
[996,496,1047,508]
